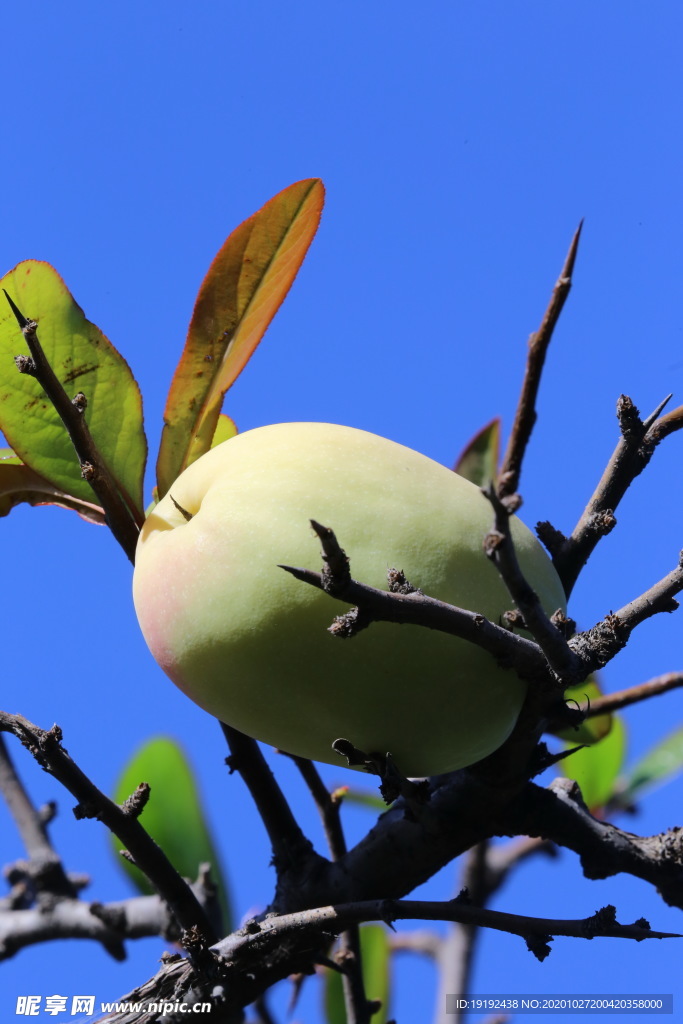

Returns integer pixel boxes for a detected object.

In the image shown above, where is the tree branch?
[570,672,683,719]
[281,754,373,1024]
[509,777,683,908]
[93,760,683,1022]
[0,712,218,947]
[217,897,677,964]
[482,484,578,684]
[550,394,683,596]
[1,893,177,961]
[497,222,582,503]
[0,733,76,901]
[220,723,323,887]
[279,561,549,683]
[569,555,683,675]
[4,292,141,563]
[434,837,557,1024]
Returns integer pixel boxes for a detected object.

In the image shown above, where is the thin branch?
[435,842,489,1024]
[647,403,683,444]
[282,753,347,860]
[336,933,374,1024]
[220,723,321,878]
[278,563,549,683]
[250,995,279,1024]
[569,555,683,675]
[217,897,677,965]
[482,484,578,684]
[551,394,683,597]
[0,712,218,947]
[497,222,582,502]
[574,672,683,719]
[0,893,173,961]
[511,777,683,908]
[277,753,371,1023]
[435,837,556,1024]
[0,734,76,901]
[389,929,442,959]
[310,518,352,595]
[4,292,141,562]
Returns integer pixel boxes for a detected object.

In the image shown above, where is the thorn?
[278,563,321,586]
[643,393,674,430]
[3,289,29,329]
[562,219,584,281]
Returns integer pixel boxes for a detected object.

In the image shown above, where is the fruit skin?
[133,423,566,776]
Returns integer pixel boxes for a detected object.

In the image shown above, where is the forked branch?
[550,394,683,596]
[0,712,217,947]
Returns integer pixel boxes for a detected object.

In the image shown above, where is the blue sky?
[0,2,682,1021]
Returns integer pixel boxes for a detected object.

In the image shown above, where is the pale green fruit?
[133,423,565,776]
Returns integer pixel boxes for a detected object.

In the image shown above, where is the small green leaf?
[0,446,22,466]
[554,677,612,746]
[325,925,391,1024]
[156,178,325,498]
[342,788,386,812]
[112,736,231,932]
[618,725,683,805]
[0,262,147,520]
[210,413,238,448]
[453,417,501,487]
[560,715,627,812]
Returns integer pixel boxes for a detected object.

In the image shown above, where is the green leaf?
[112,736,231,932]
[553,677,613,746]
[0,262,146,519]
[342,788,386,812]
[560,715,627,812]
[325,926,391,1024]
[155,178,325,498]
[453,417,501,487]
[618,725,683,805]
[210,413,238,448]
[0,446,22,466]
[0,447,105,522]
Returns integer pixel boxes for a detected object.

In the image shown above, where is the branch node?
[310,520,351,595]
[331,739,429,809]
[536,520,568,557]
[550,610,577,639]
[121,782,151,818]
[73,800,99,821]
[525,932,553,961]
[387,568,422,595]
[14,354,36,375]
[89,900,127,934]
[616,395,644,442]
[584,904,617,938]
[38,800,57,825]
[328,607,372,638]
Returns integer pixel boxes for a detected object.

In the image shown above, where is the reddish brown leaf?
[156,179,324,497]
[0,452,105,523]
